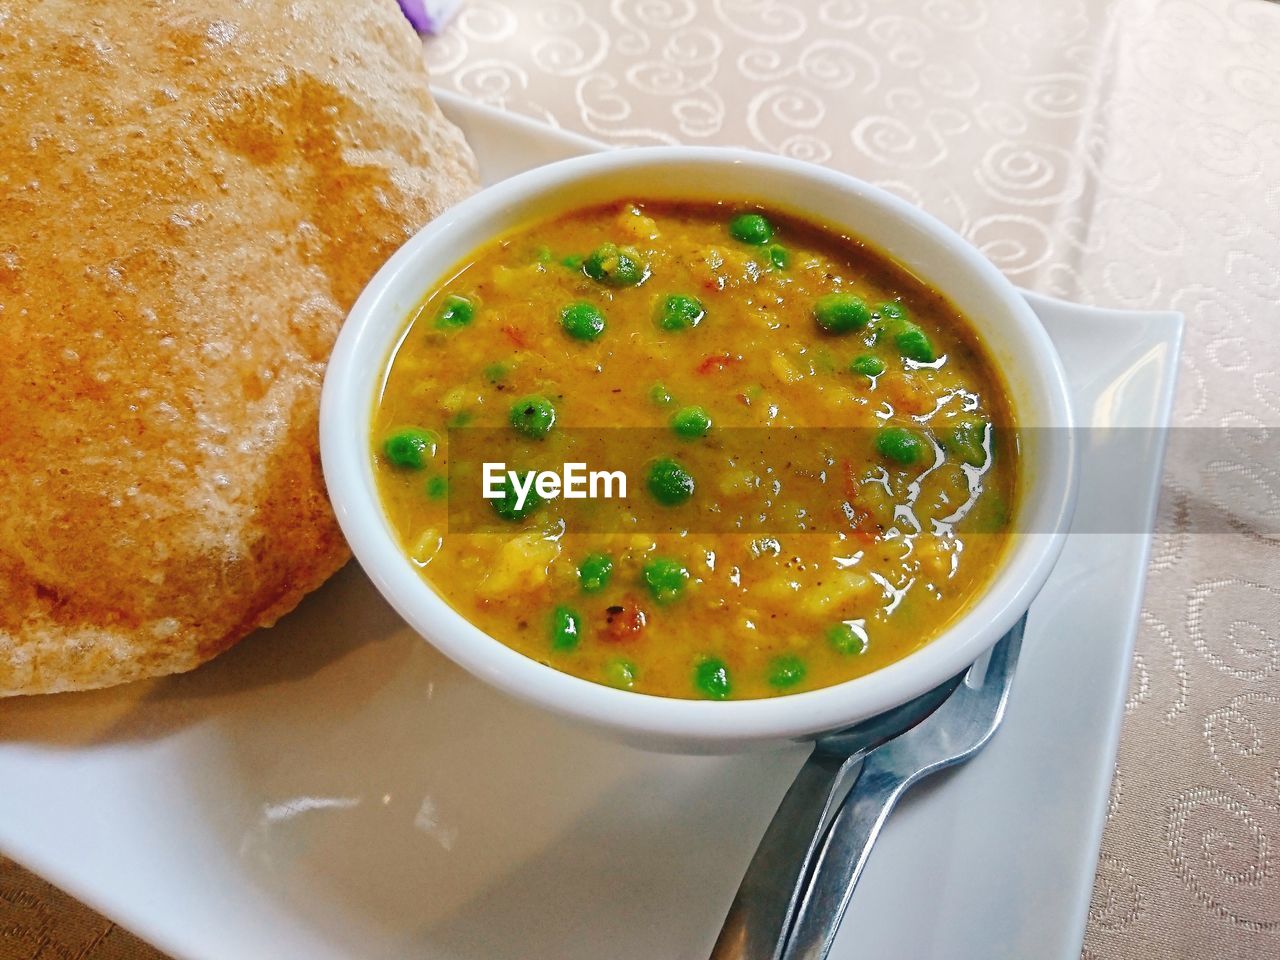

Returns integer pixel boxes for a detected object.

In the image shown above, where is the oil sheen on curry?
[372,200,1018,701]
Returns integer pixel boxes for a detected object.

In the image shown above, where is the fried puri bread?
[0,0,478,695]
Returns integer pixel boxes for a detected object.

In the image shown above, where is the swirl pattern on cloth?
[423,2,1280,959]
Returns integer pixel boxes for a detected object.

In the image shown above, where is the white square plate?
[0,93,1183,960]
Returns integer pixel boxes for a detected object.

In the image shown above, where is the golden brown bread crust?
[0,0,478,694]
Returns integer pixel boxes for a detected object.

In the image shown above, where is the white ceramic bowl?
[320,147,1077,754]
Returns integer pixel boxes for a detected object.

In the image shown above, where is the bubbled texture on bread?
[0,0,478,694]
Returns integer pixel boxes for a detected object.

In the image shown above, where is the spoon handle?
[777,760,911,960]
[708,749,861,960]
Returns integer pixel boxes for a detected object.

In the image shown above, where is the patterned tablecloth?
[2,1,1277,958]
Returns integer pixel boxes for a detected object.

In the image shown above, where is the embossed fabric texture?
[3,1,1277,958]
[422,2,1280,957]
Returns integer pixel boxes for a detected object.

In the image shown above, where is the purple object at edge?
[397,0,462,35]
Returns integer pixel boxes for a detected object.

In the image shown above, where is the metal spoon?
[779,616,1026,960]
[709,615,1025,960]
[708,672,965,960]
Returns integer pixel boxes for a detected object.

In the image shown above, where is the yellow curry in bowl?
[371,200,1017,700]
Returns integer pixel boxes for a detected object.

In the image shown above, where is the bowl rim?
[320,145,1078,748]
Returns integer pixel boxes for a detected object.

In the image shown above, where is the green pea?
[483,361,509,384]
[895,322,936,363]
[647,457,695,505]
[876,426,925,465]
[828,623,869,656]
[446,410,473,429]
[670,405,712,439]
[649,382,675,405]
[878,301,907,321]
[583,243,649,286]
[729,212,774,245]
[490,471,542,521]
[850,354,886,378]
[945,420,989,467]
[561,253,585,270]
[694,657,732,699]
[383,428,438,469]
[509,395,556,439]
[814,293,872,334]
[643,556,690,604]
[550,605,581,652]
[578,553,614,593]
[425,474,449,499]
[769,245,790,270]
[534,245,552,264]
[605,659,637,690]
[768,654,807,689]
[656,293,705,331]
[560,302,606,341]
[435,294,474,329]
[969,492,1010,533]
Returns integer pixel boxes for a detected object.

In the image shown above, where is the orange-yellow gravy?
[372,200,1017,700]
